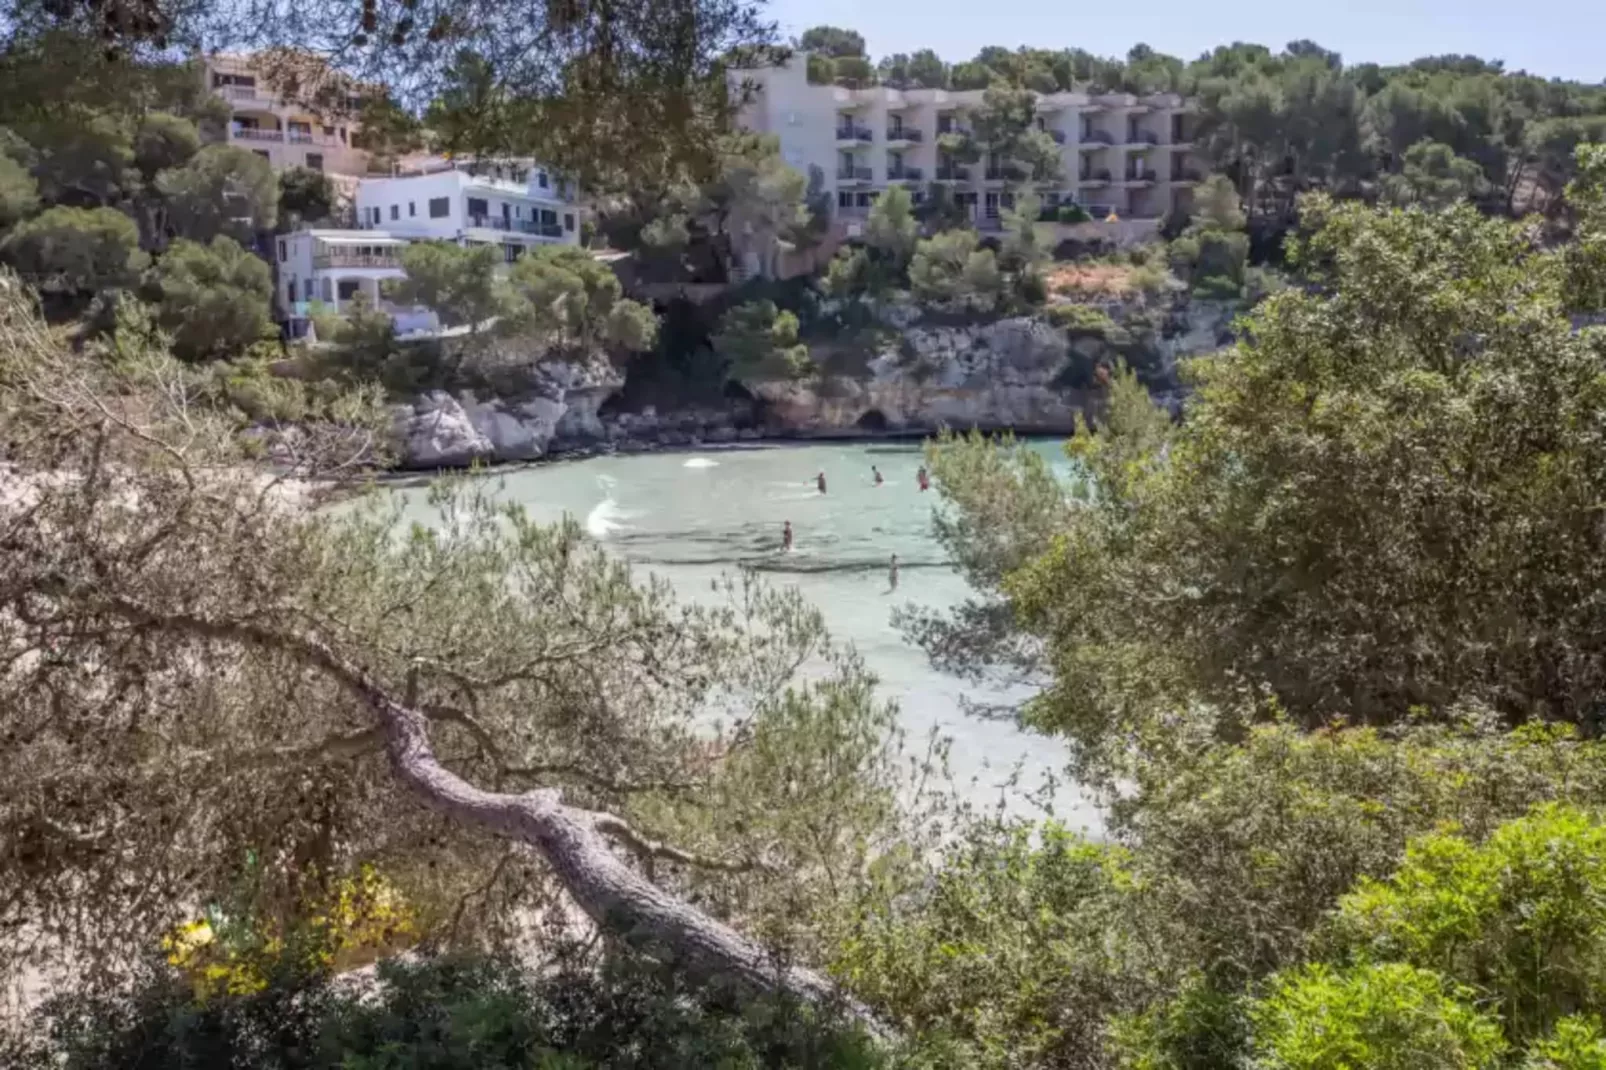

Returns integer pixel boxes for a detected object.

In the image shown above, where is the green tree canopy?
[156,144,279,244]
[277,166,338,230]
[0,205,145,293]
[389,241,514,332]
[711,299,812,380]
[505,245,658,353]
[131,112,200,182]
[1381,139,1487,209]
[798,25,865,58]
[151,236,274,361]
[0,155,39,231]
[924,175,1606,779]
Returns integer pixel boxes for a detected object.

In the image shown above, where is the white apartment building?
[273,229,438,338]
[354,159,583,255]
[274,159,585,336]
[204,53,370,175]
[730,54,1204,231]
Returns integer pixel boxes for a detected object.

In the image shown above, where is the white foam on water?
[682,457,719,469]
[585,497,630,539]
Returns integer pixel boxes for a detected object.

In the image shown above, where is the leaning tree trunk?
[97,597,884,1033]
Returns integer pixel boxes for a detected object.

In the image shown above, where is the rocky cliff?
[389,299,1236,468]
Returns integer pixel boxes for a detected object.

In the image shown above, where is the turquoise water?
[396,441,1098,831]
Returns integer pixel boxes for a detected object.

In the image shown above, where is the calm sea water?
[394,441,1099,831]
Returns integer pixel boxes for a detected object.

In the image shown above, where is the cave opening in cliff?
[856,409,890,433]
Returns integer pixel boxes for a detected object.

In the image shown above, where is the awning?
[316,235,409,247]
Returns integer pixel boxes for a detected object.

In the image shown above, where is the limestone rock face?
[391,353,624,469]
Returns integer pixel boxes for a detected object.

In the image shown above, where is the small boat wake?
[683,457,720,469]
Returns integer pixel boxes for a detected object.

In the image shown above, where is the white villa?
[274,158,585,337]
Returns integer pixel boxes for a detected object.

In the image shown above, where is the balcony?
[935,165,972,182]
[936,120,972,137]
[887,165,924,182]
[1126,169,1159,184]
[836,166,873,182]
[313,253,400,270]
[835,124,874,143]
[466,215,566,237]
[886,126,924,143]
[1044,129,1066,144]
[1080,130,1116,146]
[231,126,283,142]
[985,165,1029,182]
[1079,169,1113,185]
[1130,130,1161,146]
[1170,167,1203,183]
[220,84,263,102]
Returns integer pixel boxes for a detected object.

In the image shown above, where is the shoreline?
[376,427,1076,481]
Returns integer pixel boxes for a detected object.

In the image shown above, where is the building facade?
[274,160,585,336]
[354,159,583,257]
[272,229,438,338]
[203,53,370,175]
[729,55,1203,230]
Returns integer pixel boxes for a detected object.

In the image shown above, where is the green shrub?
[1057,204,1092,224]
[1332,804,1606,1048]
[1250,962,1506,1070]
[1045,302,1118,338]
[1191,273,1243,301]
[6,949,892,1069]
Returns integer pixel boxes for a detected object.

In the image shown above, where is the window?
[564,213,575,231]
[837,191,853,209]
[504,244,520,264]
[370,206,382,226]
[466,197,488,222]
[428,197,450,218]
[408,202,416,217]
[305,153,323,172]
[540,209,556,225]
[390,204,399,221]
[322,125,335,136]
[277,240,287,263]
[287,279,297,303]
[537,171,549,189]
[856,192,873,208]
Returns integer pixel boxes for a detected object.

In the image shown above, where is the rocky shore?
[389,302,1236,470]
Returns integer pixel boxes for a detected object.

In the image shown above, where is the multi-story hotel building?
[730,54,1204,234]
[203,53,371,175]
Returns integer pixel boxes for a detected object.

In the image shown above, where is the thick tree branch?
[85,592,883,1032]
[591,812,762,875]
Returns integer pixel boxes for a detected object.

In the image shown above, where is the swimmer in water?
[888,553,900,591]
[782,520,793,552]
[816,471,827,494]
[917,465,930,491]
[873,465,884,486]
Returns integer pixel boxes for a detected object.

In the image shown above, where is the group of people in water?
[782,463,930,591]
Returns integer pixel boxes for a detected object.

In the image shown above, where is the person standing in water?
[873,465,884,487]
[917,466,930,491]
[782,520,793,552]
[816,471,827,494]
[888,553,900,591]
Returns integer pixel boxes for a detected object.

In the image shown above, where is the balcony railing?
[313,253,400,270]
[221,85,261,102]
[835,125,873,142]
[937,121,972,137]
[1079,169,1113,184]
[1080,130,1115,146]
[466,215,565,236]
[287,130,315,144]
[935,165,972,181]
[232,127,283,142]
[887,165,924,181]
[886,126,924,142]
[836,166,873,181]
[1126,169,1159,183]
[1170,167,1203,182]
[985,165,1029,182]
[1131,130,1161,145]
